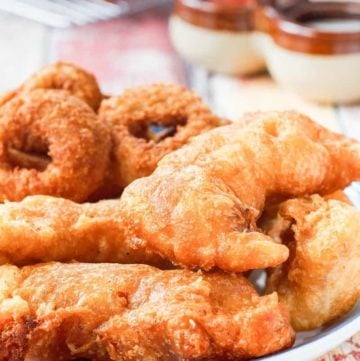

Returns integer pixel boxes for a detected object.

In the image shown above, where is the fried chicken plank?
[0,196,169,268]
[0,263,294,360]
[120,112,360,271]
[262,195,360,330]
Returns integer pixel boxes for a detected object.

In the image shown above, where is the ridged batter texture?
[98,83,226,192]
[20,62,103,111]
[0,90,110,202]
[0,263,294,360]
[262,195,360,331]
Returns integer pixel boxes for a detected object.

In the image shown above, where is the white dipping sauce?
[305,18,360,32]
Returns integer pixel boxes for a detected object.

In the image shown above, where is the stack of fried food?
[0,62,358,361]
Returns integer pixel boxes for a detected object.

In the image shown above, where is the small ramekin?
[169,0,266,75]
[261,1,360,104]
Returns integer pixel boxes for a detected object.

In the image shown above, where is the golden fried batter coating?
[20,62,103,111]
[0,195,169,267]
[97,84,226,194]
[0,90,110,202]
[0,91,17,108]
[120,111,360,271]
[0,112,359,272]
[263,195,360,330]
[0,263,294,360]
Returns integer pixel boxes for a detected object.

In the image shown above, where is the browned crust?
[20,62,103,111]
[98,83,226,190]
[0,317,37,361]
[0,263,295,360]
[0,89,111,202]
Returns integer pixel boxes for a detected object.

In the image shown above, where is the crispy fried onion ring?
[99,83,227,191]
[0,89,110,202]
[2,62,103,111]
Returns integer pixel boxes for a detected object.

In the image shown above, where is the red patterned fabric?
[316,332,360,361]
[49,8,185,94]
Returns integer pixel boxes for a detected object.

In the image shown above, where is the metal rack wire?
[0,0,171,27]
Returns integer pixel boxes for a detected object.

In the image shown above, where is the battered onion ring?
[0,89,110,202]
[98,83,227,193]
[19,62,103,111]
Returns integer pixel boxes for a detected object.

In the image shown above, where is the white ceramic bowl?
[170,1,360,104]
[263,39,360,104]
[169,16,266,75]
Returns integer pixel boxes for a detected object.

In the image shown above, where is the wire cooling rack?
[0,0,171,27]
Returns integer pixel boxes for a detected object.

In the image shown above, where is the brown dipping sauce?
[261,1,360,54]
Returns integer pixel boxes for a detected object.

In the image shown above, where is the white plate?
[252,185,360,361]
[258,302,359,361]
